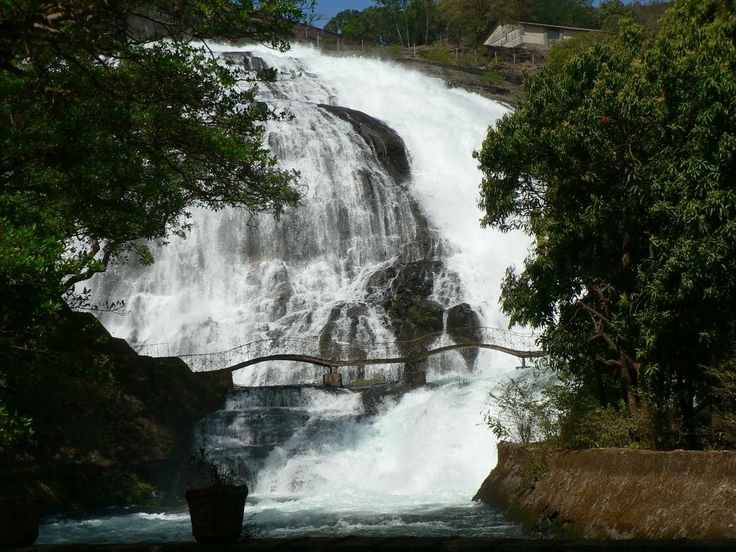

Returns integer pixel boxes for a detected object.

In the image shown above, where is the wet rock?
[366,260,449,360]
[397,300,444,342]
[319,104,411,184]
[318,302,372,360]
[447,303,482,338]
[446,303,483,369]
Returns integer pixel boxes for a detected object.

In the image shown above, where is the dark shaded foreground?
[17,538,736,551]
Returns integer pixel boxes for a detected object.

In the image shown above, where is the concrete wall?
[474,442,736,539]
[485,23,595,51]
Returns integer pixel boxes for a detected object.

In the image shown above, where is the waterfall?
[64,44,531,541]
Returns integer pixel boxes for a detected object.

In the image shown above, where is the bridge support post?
[323,372,343,388]
[403,362,426,387]
[403,370,426,386]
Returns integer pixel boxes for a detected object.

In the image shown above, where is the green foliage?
[0,0,309,457]
[485,370,658,449]
[324,1,442,47]
[439,0,521,47]
[549,382,657,449]
[480,71,505,87]
[417,47,456,64]
[1,1,309,299]
[519,450,551,494]
[703,362,736,449]
[476,0,736,449]
[324,0,670,51]
[325,8,392,44]
[0,403,32,457]
[522,0,597,28]
[545,30,614,73]
[94,472,157,506]
[595,0,636,32]
[386,44,406,58]
[484,373,558,444]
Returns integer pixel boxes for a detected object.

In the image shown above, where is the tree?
[376,0,412,46]
[324,9,364,36]
[439,0,521,47]
[324,8,389,45]
[595,0,635,32]
[0,0,310,452]
[476,0,736,448]
[1,1,311,310]
[524,0,597,28]
[403,0,442,46]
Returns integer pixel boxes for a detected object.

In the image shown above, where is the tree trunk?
[620,357,639,414]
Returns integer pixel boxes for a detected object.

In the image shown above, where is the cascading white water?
[42,44,531,543]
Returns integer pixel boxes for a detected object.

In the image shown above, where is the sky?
[311,0,635,27]
[312,0,376,26]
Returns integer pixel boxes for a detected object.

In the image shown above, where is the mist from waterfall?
[45,44,532,543]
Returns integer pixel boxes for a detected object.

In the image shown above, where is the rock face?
[102,324,234,500]
[474,442,736,539]
[318,104,411,184]
[366,259,448,374]
[10,312,233,511]
[364,261,485,374]
[446,303,482,368]
[366,259,446,343]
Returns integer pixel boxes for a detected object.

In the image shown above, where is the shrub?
[483,372,558,444]
[484,370,658,449]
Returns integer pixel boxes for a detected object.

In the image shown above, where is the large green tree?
[524,0,597,28]
[325,1,440,46]
[0,0,310,453]
[439,0,522,47]
[324,7,395,44]
[476,0,736,448]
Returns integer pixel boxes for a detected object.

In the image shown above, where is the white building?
[484,22,600,51]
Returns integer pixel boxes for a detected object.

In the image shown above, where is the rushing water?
[42,43,530,544]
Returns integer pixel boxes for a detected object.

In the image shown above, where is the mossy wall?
[474,442,736,539]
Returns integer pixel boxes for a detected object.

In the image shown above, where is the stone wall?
[474,442,736,539]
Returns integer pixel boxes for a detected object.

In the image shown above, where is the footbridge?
[136,327,543,378]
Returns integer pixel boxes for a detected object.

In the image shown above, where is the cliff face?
[4,312,233,512]
[474,442,736,539]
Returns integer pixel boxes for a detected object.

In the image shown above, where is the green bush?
[483,373,558,444]
[485,371,658,449]
[0,403,32,457]
[386,44,404,59]
[417,48,455,64]
[480,71,505,87]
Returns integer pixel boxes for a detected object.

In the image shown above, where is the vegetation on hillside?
[477,0,736,450]
[324,0,671,48]
[0,0,311,483]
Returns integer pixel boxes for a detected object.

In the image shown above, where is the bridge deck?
[135,327,542,373]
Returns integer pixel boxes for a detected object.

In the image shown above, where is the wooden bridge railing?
[134,327,542,373]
